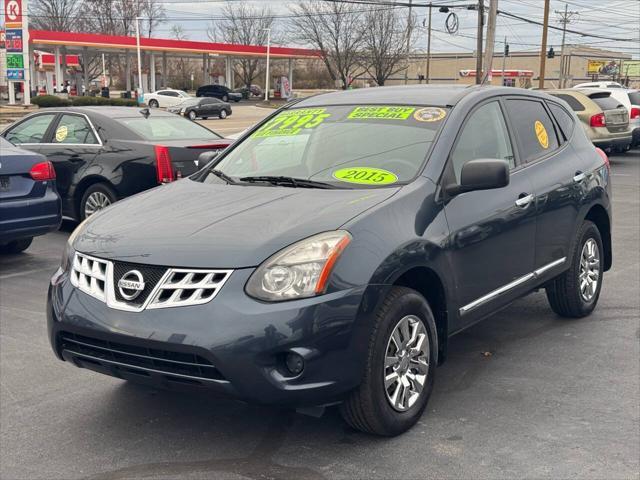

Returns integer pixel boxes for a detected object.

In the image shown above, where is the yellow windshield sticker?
[414,107,446,122]
[332,167,398,185]
[535,120,549,149]
[347,106,415,120]
[252,108,330,138]
[55,125,68,142]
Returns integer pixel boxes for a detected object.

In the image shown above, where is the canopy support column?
[54,46,61,92]
[288,58,294,98]
[202,54,207,84]
[125,51,132,92]
[61,47,68,88]
[225,56,231,87]
[162,52,168,88]
[150,53,156,92]
[83,47,89,95]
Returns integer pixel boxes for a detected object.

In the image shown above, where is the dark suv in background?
[48,86,612,436]
[196,84,242,103]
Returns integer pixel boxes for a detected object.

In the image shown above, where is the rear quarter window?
[505,98,560,163]
[548,93,585,111]
[547,102,575,141]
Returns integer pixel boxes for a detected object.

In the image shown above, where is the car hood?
[74,178,400,268]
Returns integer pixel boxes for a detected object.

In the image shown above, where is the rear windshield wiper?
[238,175,335,189]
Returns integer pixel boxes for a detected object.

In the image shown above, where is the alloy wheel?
[220,110,227,119]
[384,315,429,412]
[579,237,600,301]
[84,191,111,218]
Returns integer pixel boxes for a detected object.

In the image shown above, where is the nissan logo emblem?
[117,270,145,300]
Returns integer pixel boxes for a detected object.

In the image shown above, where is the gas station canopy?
[29,29,323,59]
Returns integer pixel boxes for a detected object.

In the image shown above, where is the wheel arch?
[392,266,449,365]
[584,204,612,271]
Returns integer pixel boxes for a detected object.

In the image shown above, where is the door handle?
[515,193,534,208]
[573,171,586,183]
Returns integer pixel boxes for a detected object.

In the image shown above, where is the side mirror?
[446,159,510,196]
[197,150,220,167]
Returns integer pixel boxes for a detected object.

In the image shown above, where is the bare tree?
[207,3,277,89]
[29,0,81,31]
[289,0,365,90]
[361,7,414,86]
[80,0,164,36]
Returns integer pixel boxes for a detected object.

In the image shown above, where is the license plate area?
[0,176,10,191]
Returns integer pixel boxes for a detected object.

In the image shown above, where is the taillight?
[29,161,56,181]
[154,145,174,183]
[630,107,640,119]
[590,113,606,127]
[595,147,609,171]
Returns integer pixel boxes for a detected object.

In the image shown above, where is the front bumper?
[47,266,382,407]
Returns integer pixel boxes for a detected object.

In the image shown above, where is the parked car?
[546,89,632,152]
[234,84,263,98]
[196,84,242,102]
[167,97,232,120]
[624,89,640,145]
[48,85,612,436]
[144,89,191,108]
[573,81,625,89]
[0,137,61,253]
[1,107,232,221]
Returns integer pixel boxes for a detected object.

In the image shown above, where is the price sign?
[6,53,24,69]
[5,29,23,52]
[7,69,25,80]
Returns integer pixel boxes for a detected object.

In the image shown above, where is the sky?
[149,0,640,59]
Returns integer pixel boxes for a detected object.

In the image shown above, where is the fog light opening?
[285,352,305,376]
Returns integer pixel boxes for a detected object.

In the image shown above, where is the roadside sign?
[7,68,25,80]
[6,53,24,69]
[4,0,23,27]
[588,59,619,76]
[5,29,23,52]
[4,0,30,105]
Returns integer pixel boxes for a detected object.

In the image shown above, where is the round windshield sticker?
[414,107,446,122]
[535,120,549,149]
[332,167,398,185]
[55,125,68,142]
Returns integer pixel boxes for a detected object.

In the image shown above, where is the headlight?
[246,231,352,301]
[180,108,186,114]
[61,219,87,271]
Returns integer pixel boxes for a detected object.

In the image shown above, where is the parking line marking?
[0,268,49,280]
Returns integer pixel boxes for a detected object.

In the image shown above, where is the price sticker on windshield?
[333,167,398,185]
[348,106,415,120]
[252,108,331,138]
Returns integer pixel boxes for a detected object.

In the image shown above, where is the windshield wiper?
[210,169,236,184]
[238,176,335,189]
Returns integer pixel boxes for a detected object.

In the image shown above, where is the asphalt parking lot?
[198,104,273,137]
[0,147,638,479]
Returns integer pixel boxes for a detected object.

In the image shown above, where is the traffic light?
[504,43,510,56]
[547,47,555,58]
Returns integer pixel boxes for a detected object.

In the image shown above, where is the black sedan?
[196,84,242,102]
[167,97,232,120]
[1,107,232,221]
[0,137,61,253]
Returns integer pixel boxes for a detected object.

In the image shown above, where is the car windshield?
[204,104,447,188]
[178,91,190,97]
[119,116,222,140]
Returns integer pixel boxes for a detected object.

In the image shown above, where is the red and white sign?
[4,0,23,27]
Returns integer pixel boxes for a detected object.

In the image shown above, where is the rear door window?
[548,93,585,112]
[547,102,575,141]
[52,114,99,144]
[505,99,560,163]
[4,114,57,144]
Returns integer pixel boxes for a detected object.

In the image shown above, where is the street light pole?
[425,3,432,84]
[135,17,143,97]
[475,0,484,84]
[263,28,271,102]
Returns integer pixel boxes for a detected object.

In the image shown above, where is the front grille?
[70,253,108,301]
[59,331,226,382]
[147,269,231,309]
[113,261,167,306]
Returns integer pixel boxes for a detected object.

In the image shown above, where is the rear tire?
[340,286,437,436]
[80,183,117,221]
[219,109,227,119]
[0,237,33,254]
[546,220,604,318]
[222,94,229,102]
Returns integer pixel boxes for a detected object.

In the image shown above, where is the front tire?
[148,99,159,108]
[546,220,604,318]
[188,110,197,121]
[0,237,33,254]
[340,286,437,436]
[222,94,229,102]
[80,183,117,221]
[219,109,227,119]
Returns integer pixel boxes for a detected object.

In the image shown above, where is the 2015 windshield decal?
[252,108,331,138]
[333,167,398,185]
[347,106,415,120]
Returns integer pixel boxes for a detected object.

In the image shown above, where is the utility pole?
[475,0,484,84]
[405,0,413,85]
[481,0,498,85]
[425,3,432,84]
[501,36,508,86]
[538,0,551,89]
[556,4,578,88]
